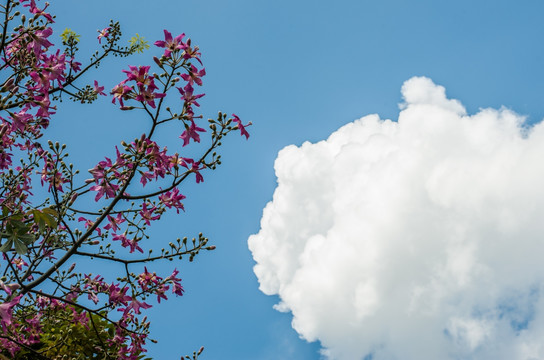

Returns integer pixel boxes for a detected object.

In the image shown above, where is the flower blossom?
[123,298,152,315]
[9,110,32,132]
[166,269,184,296]
[111,84,132,106]
[139,203,160,226]
[108,284,132,305]
[120,65,165,108]
[23,0,54,23]
[181,64,206,86]
[104,213,125,232]
[138,267,159,291]
[89,180,119,201]
[27,27,54,56]
[159,188,186,213]
[232,114,250,139]
[177,83,204,108]
[78,217,102,236]
[179,120,205,146]
[182,158,204,183]
[154,30,186,58]
[94,80,106,96]
[0,295,22,326]
[11,258,28,271]
[97,27,110,43]
[113,233,143,253]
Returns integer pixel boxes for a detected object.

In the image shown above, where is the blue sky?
[47,1,544,359]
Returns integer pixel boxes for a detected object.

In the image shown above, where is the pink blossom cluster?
[0,0,249,358]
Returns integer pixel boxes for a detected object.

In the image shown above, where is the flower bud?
[68,192,78,206]
[153,56,163,68]
[0,78,14,92]
[9,283,20,291]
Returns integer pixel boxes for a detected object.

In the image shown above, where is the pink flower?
[39,50,67,87]
[11,258,28,270]
[111,84,132,107]
[177,83,204,107]
[139,171,154,187]
[113,233,130,246]
[27,27,54,56]
[159,188,186,213]
[138,267,159,291]
[154,30,186,58]
[180,37,202,64]
[9,110,32,132]
[179,120,205,146]
[127,238,143,253]
[122,65,153,88]
[32,93,55,118]
[107,284,131,305]
[0,281,19,296]
[168,153,187,169]
[134,87,165,109]
[88,156,112,180]
[181,65,206,86]
[232,114,250,139]
[155,285,169,303]
[97,27,110,43]
[23,0,54,23]
[104,213,125,232]
[71,308,89,329]
[78,217,102,236]
[139,203,160,226]
[89,180,119,201]
[182,158,204,183]
[124,298,152,315]
[166,269,184,296]
[0,295,22,326]
[113,234,143,253]
[83,274,106,304]
[70,58,82,72]
[94,80,106,96]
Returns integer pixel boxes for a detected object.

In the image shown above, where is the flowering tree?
[0,0,250,358]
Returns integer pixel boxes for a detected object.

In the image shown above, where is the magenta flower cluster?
[0,0,250,358]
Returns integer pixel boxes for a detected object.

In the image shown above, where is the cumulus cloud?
[248,77,544,360]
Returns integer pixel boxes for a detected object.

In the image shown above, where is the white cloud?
[248,77,544,360]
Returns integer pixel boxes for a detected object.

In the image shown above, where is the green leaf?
[42,213,57,228]
[13,239,28,255]
[42,208,58,217]
[0,239,12,252]
[32,210,45,233]
[31,209,58,233]
[9,214,24,221]
[60,28,80,44]
[42,208,58,228]
[129,33,150,53]
[18,234,35,245]
[9,219,29,232]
